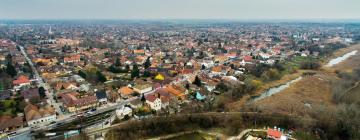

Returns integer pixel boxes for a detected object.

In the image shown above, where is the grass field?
[0,99,17,116]
[250,74,336,116]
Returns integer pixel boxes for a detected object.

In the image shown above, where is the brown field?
[341,83,360,104]
[323,44,360,72]
[229,43,360,116]
[250,74,336,116]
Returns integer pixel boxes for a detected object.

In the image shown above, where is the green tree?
[115,57,122,67]
[193,76,202,87]
[141,93,146,103]
[6,54,12,63]
[125,65,130,72]
[96,71,107,83]
[108,65,120,73]
[261,68,281,81]
[6,62,17,77]
[131,64,140,79]
[185,83,190,89]
[201,64,206,70]
[143,57,151,69]
[78,70,87,79]
[38,87,46,99]
[143,70,150,77]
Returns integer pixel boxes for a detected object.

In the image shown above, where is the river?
[252,77,303,102]
[251,49,358,102]
[325,50,358,67]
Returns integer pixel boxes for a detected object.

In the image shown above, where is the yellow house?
[154,73,165,81]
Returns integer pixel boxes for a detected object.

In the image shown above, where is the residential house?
[195,92,206,101]
[0,116,23,133]
[60,92,98,112]
[165,85,186,100]
[116,106,132,119]
[240,55,253,66]
[12,75,31,90]
[145,94,162,111]
[63,54,81,63]
[71,75,86,83]
[118,86,135,99]
[133,84,152,94]
[133,49,145,55]
[24,104,56,126]
[95,90,108,104]
[267,128,284,140]
[160,96,170,109]
[211,66,225,76]
[79,84,90,92]
[55,82,78,91]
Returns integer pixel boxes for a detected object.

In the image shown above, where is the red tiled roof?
[145,94,158,102]
[13,75,30,85]
[118,86,134,95]
[267,129,282,138]
[243,55,253,62]
[64,55,81,62]
[165,85,185,99]
[61,92,97,107]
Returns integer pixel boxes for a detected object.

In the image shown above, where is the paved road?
[19,45,64,116]
[19,45,157,133]
[17,45,192,138]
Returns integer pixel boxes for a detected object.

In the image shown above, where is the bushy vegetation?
[317,69,360,140]
[300,60,320,70]
[0,98,26,117]
[105,113,310,140]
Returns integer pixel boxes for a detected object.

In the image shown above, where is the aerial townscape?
[1,1,360,140]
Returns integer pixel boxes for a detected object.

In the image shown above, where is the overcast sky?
[1,0,359,20]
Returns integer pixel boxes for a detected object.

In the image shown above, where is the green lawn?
[0,99,18,116]
[283,56,319,73]
[3,99,16,108]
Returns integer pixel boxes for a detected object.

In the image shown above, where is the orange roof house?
[13,75,30,86]
[267,129,282,140]
[118,86,135,96]
[133,50,145,55]
[64,55,81,63]
[165,85,186,100]
[211,66,222,73]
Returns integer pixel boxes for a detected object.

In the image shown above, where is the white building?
[145,95,162,111]
[116,106,133,119]
[24,104,56,126]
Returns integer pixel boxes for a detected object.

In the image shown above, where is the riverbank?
[324,44,360,72]
[230,43,360,113]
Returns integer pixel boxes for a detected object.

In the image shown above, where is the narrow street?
[19,45,64,117]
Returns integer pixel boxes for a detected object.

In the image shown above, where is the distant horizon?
[1,19,360,25]
[1,0,359,20]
